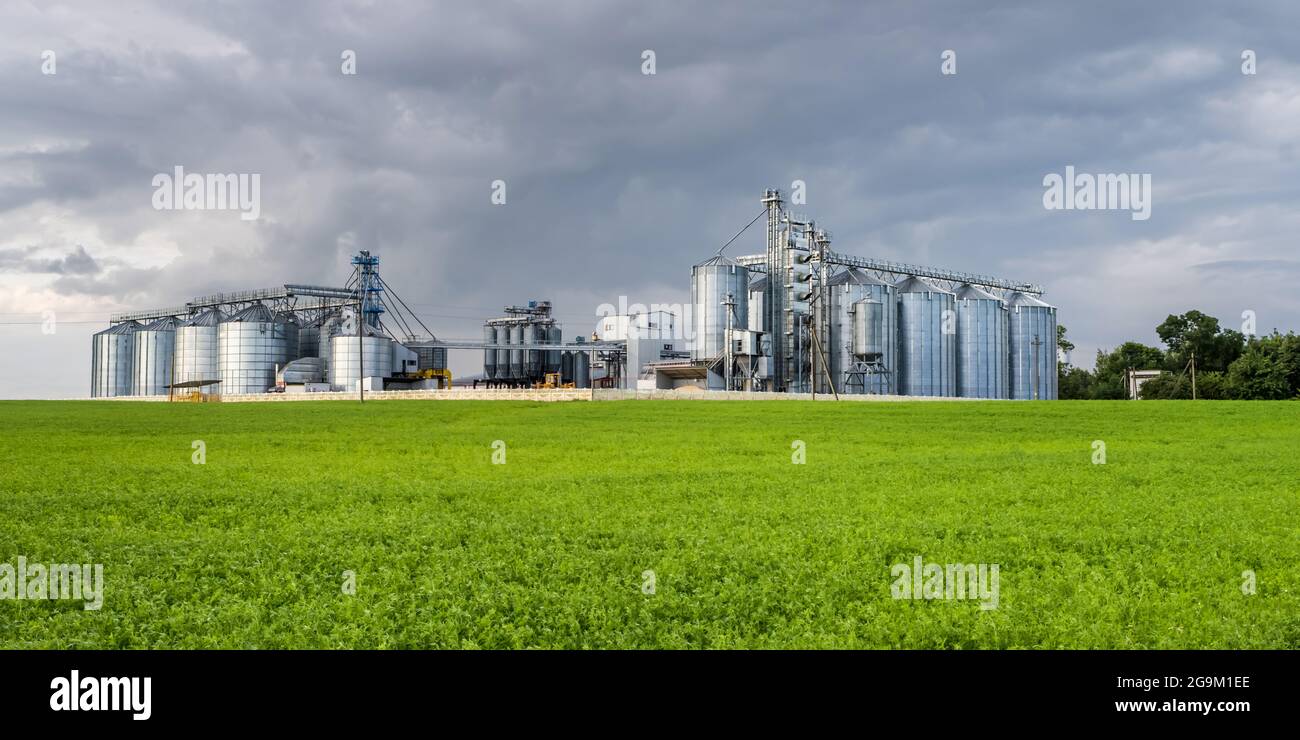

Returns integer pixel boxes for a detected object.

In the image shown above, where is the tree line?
[1058,310,1300,400]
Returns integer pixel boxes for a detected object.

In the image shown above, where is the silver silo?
[829,269,895,394]
[173,309,223,390]
[852,300,884,359]
[298,318,320,359]
[90,321,140,397]
[747,276,768,333]
[278,312,301,363]
[508,324,524,380]
[691,255,750,361]
[318,311,345,375]
[573,351,591,388]
[329,331,393,391]
[494,324,510,380]
[1007,292,1058,400]
[561,351,575,384]
[132,316,177,396]
[955,284,1010,399]
[218,304,290,395]
[483,325,498,379]
[525,324,542,380]
[895,276,957,397]
[546,326,563,376]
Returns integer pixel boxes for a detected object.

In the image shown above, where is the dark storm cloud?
[2,0,1300,397]
[0,244,102,275]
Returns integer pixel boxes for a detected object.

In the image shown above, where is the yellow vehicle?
[534,372,575,390]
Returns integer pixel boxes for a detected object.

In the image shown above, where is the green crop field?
[0,399,1295,649]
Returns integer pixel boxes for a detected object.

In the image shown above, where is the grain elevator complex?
[91,188,1058,400]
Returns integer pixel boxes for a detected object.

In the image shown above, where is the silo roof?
[954,283,1000,302]
[181,308,225,327]
[142,316,178,331]
[1006,291,1054,309]
[894,275,953,294]
[96,321,141,336]
[694,254,744,268]
[227,304,276,323]
[828,268,890,287]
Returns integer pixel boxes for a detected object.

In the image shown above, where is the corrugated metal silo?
[483,325,498,379]
[329,331,393,390]
[573,351,591,388]
[132,317,176,396]
[298,320,321,359]
[829,269,895,394]
[955,284,1010,399]
[691,255,749,361]
[561,351,575,384]
[1007,292,1058,400]
[173,309,223,389]
[494,324,510,379]
[747,276,768,333]
[278,313,300,363]
[508,324,524,380]
[218,304,290,394]
[895,276,956,397]
[90,321,140,397]
[546,326,563,375]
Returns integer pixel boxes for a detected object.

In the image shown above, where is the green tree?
[1092,342,1165,399]
[1226,332,1300,399]
[1155,310,1245,373]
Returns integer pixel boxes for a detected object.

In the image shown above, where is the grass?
[0,398,1295,649]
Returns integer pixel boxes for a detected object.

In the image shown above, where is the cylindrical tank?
[493,324,510,379]
[955,284,1010,399]
[525,324,542,380]
[278,313,300,363]
[691,255,750,361]
[298,319,320,359]
[90,321,140,397]
[561,351,576,384]
[573,351,591,388]
[132,317,177,396]
[1007,292,1058,400]
[508,324,524,380]
[852,300,884,359]
[829,269,896,394]
[484,325,498,379]
[329,332,393,391]
[218,304,290,395]
[173,309,223,390]
[896,276,956,397]
[317,311,344,374]
[546,326,563,375]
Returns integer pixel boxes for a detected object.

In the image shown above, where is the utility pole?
[1190,349,1197,400]
[1030,334,1042,400]
[357,294,364,403]
[723,291,735,392]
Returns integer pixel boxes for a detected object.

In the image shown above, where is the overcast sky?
[2,1,1298,398]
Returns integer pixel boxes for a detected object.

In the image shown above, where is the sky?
[2,0,1298,398]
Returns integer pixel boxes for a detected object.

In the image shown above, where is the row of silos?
[482,321,568,383]
[730,266,1057,399]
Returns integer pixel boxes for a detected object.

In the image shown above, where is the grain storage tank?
[525,324,543,380]
[329,329,393,391]
[829,269,895,394]
[483,325,498,380]
[691,255,750,361]
[545,326,563,376]
[317,311,345,373]
[131,316,177,396]
[494,324,510,380]
[277,312,301,363]
[955,284,1010,399]
[1007,291,1058,400]
[852,300,884,359]
[507,324,524,380]
[561,351,576,384]
[895,276,956,397]
[90,321,140,397]
[218,304,290,395]
[298,318,321,359]
[573,351,591,388]
[173,309,223,390]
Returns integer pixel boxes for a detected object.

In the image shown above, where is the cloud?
[0,244,102,275]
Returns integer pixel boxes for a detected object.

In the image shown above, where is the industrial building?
[91,188,1058,400]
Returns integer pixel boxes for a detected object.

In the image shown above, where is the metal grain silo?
[573,351,591,388]
[1007,292,1058,400]
[219,304,290,395]
[508,324,524,380]
[546,326,563,376]
[955,284,1010,399]
[525,324,543,380]
[298,320,321,359]
[691,255,749,361]
[895,276,956,397]
[494,325,510,380]
[747,276,768,333]
[277,312,300,363]
[561,351,576,384]
[173,309,223,389]
[852,300,884,358]
[829,269,895,394]
[90,321,139,397]
[131,317,176,396]
[329,331,393,391]
[483,325,498,379]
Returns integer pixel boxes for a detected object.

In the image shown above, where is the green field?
[0,399,1295,649]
